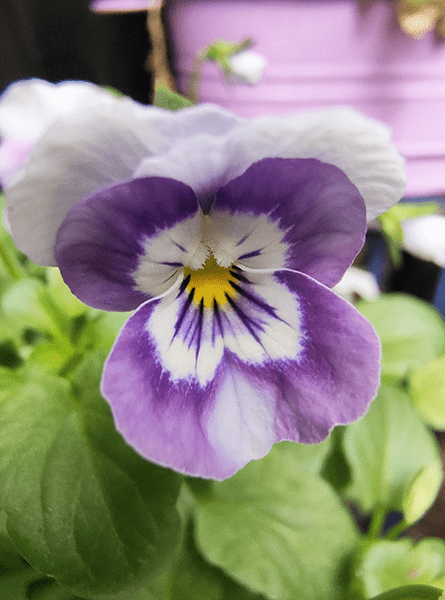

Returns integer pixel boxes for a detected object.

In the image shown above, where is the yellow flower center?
[183,255,237,308]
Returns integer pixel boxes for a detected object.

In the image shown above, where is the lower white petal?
[206,366,277,467]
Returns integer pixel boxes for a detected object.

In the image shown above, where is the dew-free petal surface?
[55,177,201,311]
[102,269,380,479]
[209,157,366,286]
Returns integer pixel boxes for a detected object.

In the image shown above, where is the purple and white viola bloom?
[5,84,406,479]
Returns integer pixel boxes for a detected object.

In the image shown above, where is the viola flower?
[402,214,445,268]
[5,85,406,479]
[0,79,119,188]
[334,266,380,304]
[227,49,268,85]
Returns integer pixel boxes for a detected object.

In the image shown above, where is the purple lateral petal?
[212,157,367,287]
[55,177,199,311]
[234,270,381,444]
[101,268,379,479]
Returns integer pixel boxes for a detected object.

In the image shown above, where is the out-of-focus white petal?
[402,214,445,267]
[5,101,242,265]
[333,266,380,303]
[0,80,118,186]
[228,50,268,85]
[226,108,407,222]
[6,102,149,265]
[137,107,406,221]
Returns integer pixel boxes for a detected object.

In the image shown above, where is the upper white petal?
[225,108,406,222]
[0,79,117,141]
[136,107,406,221]
[5,100,241,265]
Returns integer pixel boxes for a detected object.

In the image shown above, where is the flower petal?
[0,79,116,142]
[206,157,366,287]
[135,107,405,220]
[55,177,201,311]
[102,298,280,479]
[5,100,241,265]
[101,268,379,479]
[6,101,150,265]
[237,270,381,445]
[227,108,406,221]
[402,214,445,267]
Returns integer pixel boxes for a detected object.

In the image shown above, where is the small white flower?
[334,266,380,303]
[228,50,268,85]
[402,214,445,267]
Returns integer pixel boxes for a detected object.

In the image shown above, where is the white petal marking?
[206,367,277,467]
[148,293,224,386]
[204,209,289,269]
[133,212,205,297]
[147,269,305,387]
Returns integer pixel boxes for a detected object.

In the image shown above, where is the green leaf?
[0,511,38,600]
[168,520,268,600]
[153,83,192,110]
[1,279,72,343]
[409,355,445,429]
[46,268,88,318]
[0,354,181,598]
[356,295,445,382]
[379,203,440,267]
[321,426,351,492]
[383,202,440,224]
[27,577,85,600]
[344,384,442,522]
[192,443,358,600]
[272,437,332,474]
[353,538,445,598]
[77,310,130,355]
[369,585,444,600]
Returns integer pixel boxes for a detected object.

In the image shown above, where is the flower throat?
[183,255,237,308]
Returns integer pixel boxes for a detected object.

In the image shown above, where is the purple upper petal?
[55,177,199,311]
[212,157,367,287]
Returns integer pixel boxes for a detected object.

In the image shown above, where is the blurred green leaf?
[0,354,181,598]
[409,355,445,429]
[344,384,442,523]
[46,268,88,318]
[192,442,358,600]
[353,538,445,598]
[154,83,193,110]
[77,310,130,355]
[321,426,351,493]
[369,585,444,600]
[356,294,445,382]
[0,511,37,600]
[1,279,71,342]
[379,202,440,266]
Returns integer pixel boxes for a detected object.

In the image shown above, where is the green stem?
[384,518,409,541]
[187,50,205,104]
[367,506,387,539]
